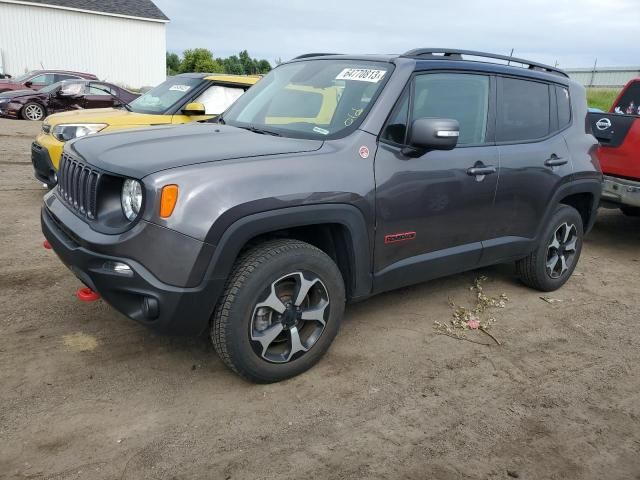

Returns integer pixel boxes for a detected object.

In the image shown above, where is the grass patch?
[587,88,620,111]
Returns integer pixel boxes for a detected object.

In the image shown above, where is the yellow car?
[32,73,259,187]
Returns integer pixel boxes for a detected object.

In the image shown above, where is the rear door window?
[497,77,550,142]
[613,81,640,116]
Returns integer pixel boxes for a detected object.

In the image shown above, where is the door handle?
[467,165,497,176]
[544,154,568,167]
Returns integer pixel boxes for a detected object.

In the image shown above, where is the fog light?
[103,261,133,276]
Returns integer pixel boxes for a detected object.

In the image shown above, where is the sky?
[153,0,639,68]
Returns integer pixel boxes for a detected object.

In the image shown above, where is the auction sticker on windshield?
[169,85,191,92]
[336,68,386,82]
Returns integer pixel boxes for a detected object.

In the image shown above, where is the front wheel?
[21,102,45,121]
[212,239,345,383]
[516,205,584,292]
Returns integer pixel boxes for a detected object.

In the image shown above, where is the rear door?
[488,77,572,252]
[373,72,499,290]
[84,82,116,109]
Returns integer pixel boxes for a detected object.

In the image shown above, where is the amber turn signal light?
[160,184,179,218]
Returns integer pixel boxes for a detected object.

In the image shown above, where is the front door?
[49,81,86,113]
[373,72,498,292]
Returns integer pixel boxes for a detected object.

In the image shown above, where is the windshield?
[128,77,202,114]
[613,81,640,116]
[14,72,34,82]
[221,60,392,139]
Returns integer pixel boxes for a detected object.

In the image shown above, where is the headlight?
[121,179,143,221]
[52,123,107,141]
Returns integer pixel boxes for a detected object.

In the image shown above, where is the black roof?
[22,0,169,21]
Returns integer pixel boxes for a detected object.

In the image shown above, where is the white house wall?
[0,2,166,88]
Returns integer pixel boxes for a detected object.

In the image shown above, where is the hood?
[69,122,323,178]
[45,108,171,127]
[0,89,43,100]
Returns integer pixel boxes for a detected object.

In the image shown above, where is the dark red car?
[0,80,139,121]
[0,70,98,93]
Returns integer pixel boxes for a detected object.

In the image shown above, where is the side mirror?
[402,118,459,157]
[182,102,206,116]
[24,81,33,88]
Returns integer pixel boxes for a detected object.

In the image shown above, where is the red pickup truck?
[589,78,640,216]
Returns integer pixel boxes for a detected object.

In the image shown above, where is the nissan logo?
[596,117,612,131]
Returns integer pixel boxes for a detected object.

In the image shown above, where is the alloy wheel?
[250,271,330,363]
[545,222,578,279]
[24,104,44,121]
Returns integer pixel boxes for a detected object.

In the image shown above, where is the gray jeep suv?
[42,49,601,382]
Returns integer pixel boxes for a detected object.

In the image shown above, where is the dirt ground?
[1,117,639,480]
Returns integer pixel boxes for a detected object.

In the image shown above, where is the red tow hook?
[43,240,52,250]
[76,287,101,302]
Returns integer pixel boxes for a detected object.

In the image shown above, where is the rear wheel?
[516,204,583,292]
[620,206,640,217]
[21,102,45,121]
[212,239,345,383]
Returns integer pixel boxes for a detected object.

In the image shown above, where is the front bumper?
[31,142,57,187]
[35,132,64,170]
[601,175,640,208]
[41,199,225,335]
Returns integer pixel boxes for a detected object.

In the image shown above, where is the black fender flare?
[202,204,373,299]
[536,177,602,240]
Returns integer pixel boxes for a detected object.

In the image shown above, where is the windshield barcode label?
[336,68,386,83]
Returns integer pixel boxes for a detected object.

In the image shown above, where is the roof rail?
[401,48,568,77]
[292,53,340,60]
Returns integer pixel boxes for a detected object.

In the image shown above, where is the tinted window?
[613,81,640,116]
[556,86,571,128]
[412,73,489,145]
[498,78,550,142]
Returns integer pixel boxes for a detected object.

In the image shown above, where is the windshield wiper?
[241,125,282,136]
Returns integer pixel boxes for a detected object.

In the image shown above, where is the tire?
[516,204,584,292]
[620,206,640,217]
[21,102,45,121]
[212,239,346,383]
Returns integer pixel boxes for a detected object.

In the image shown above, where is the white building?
[0,0,168,88]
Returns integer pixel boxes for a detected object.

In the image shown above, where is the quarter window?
[556,86,571,129]
[498,77,550,142]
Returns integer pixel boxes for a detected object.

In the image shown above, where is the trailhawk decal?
[336,68,386,83]
[384,232,417,244]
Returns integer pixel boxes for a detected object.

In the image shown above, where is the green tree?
[166,52,181,75]
[256,59,272,74]
[179,48,223,74]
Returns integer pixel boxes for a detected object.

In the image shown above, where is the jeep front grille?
[58,153,100,219]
